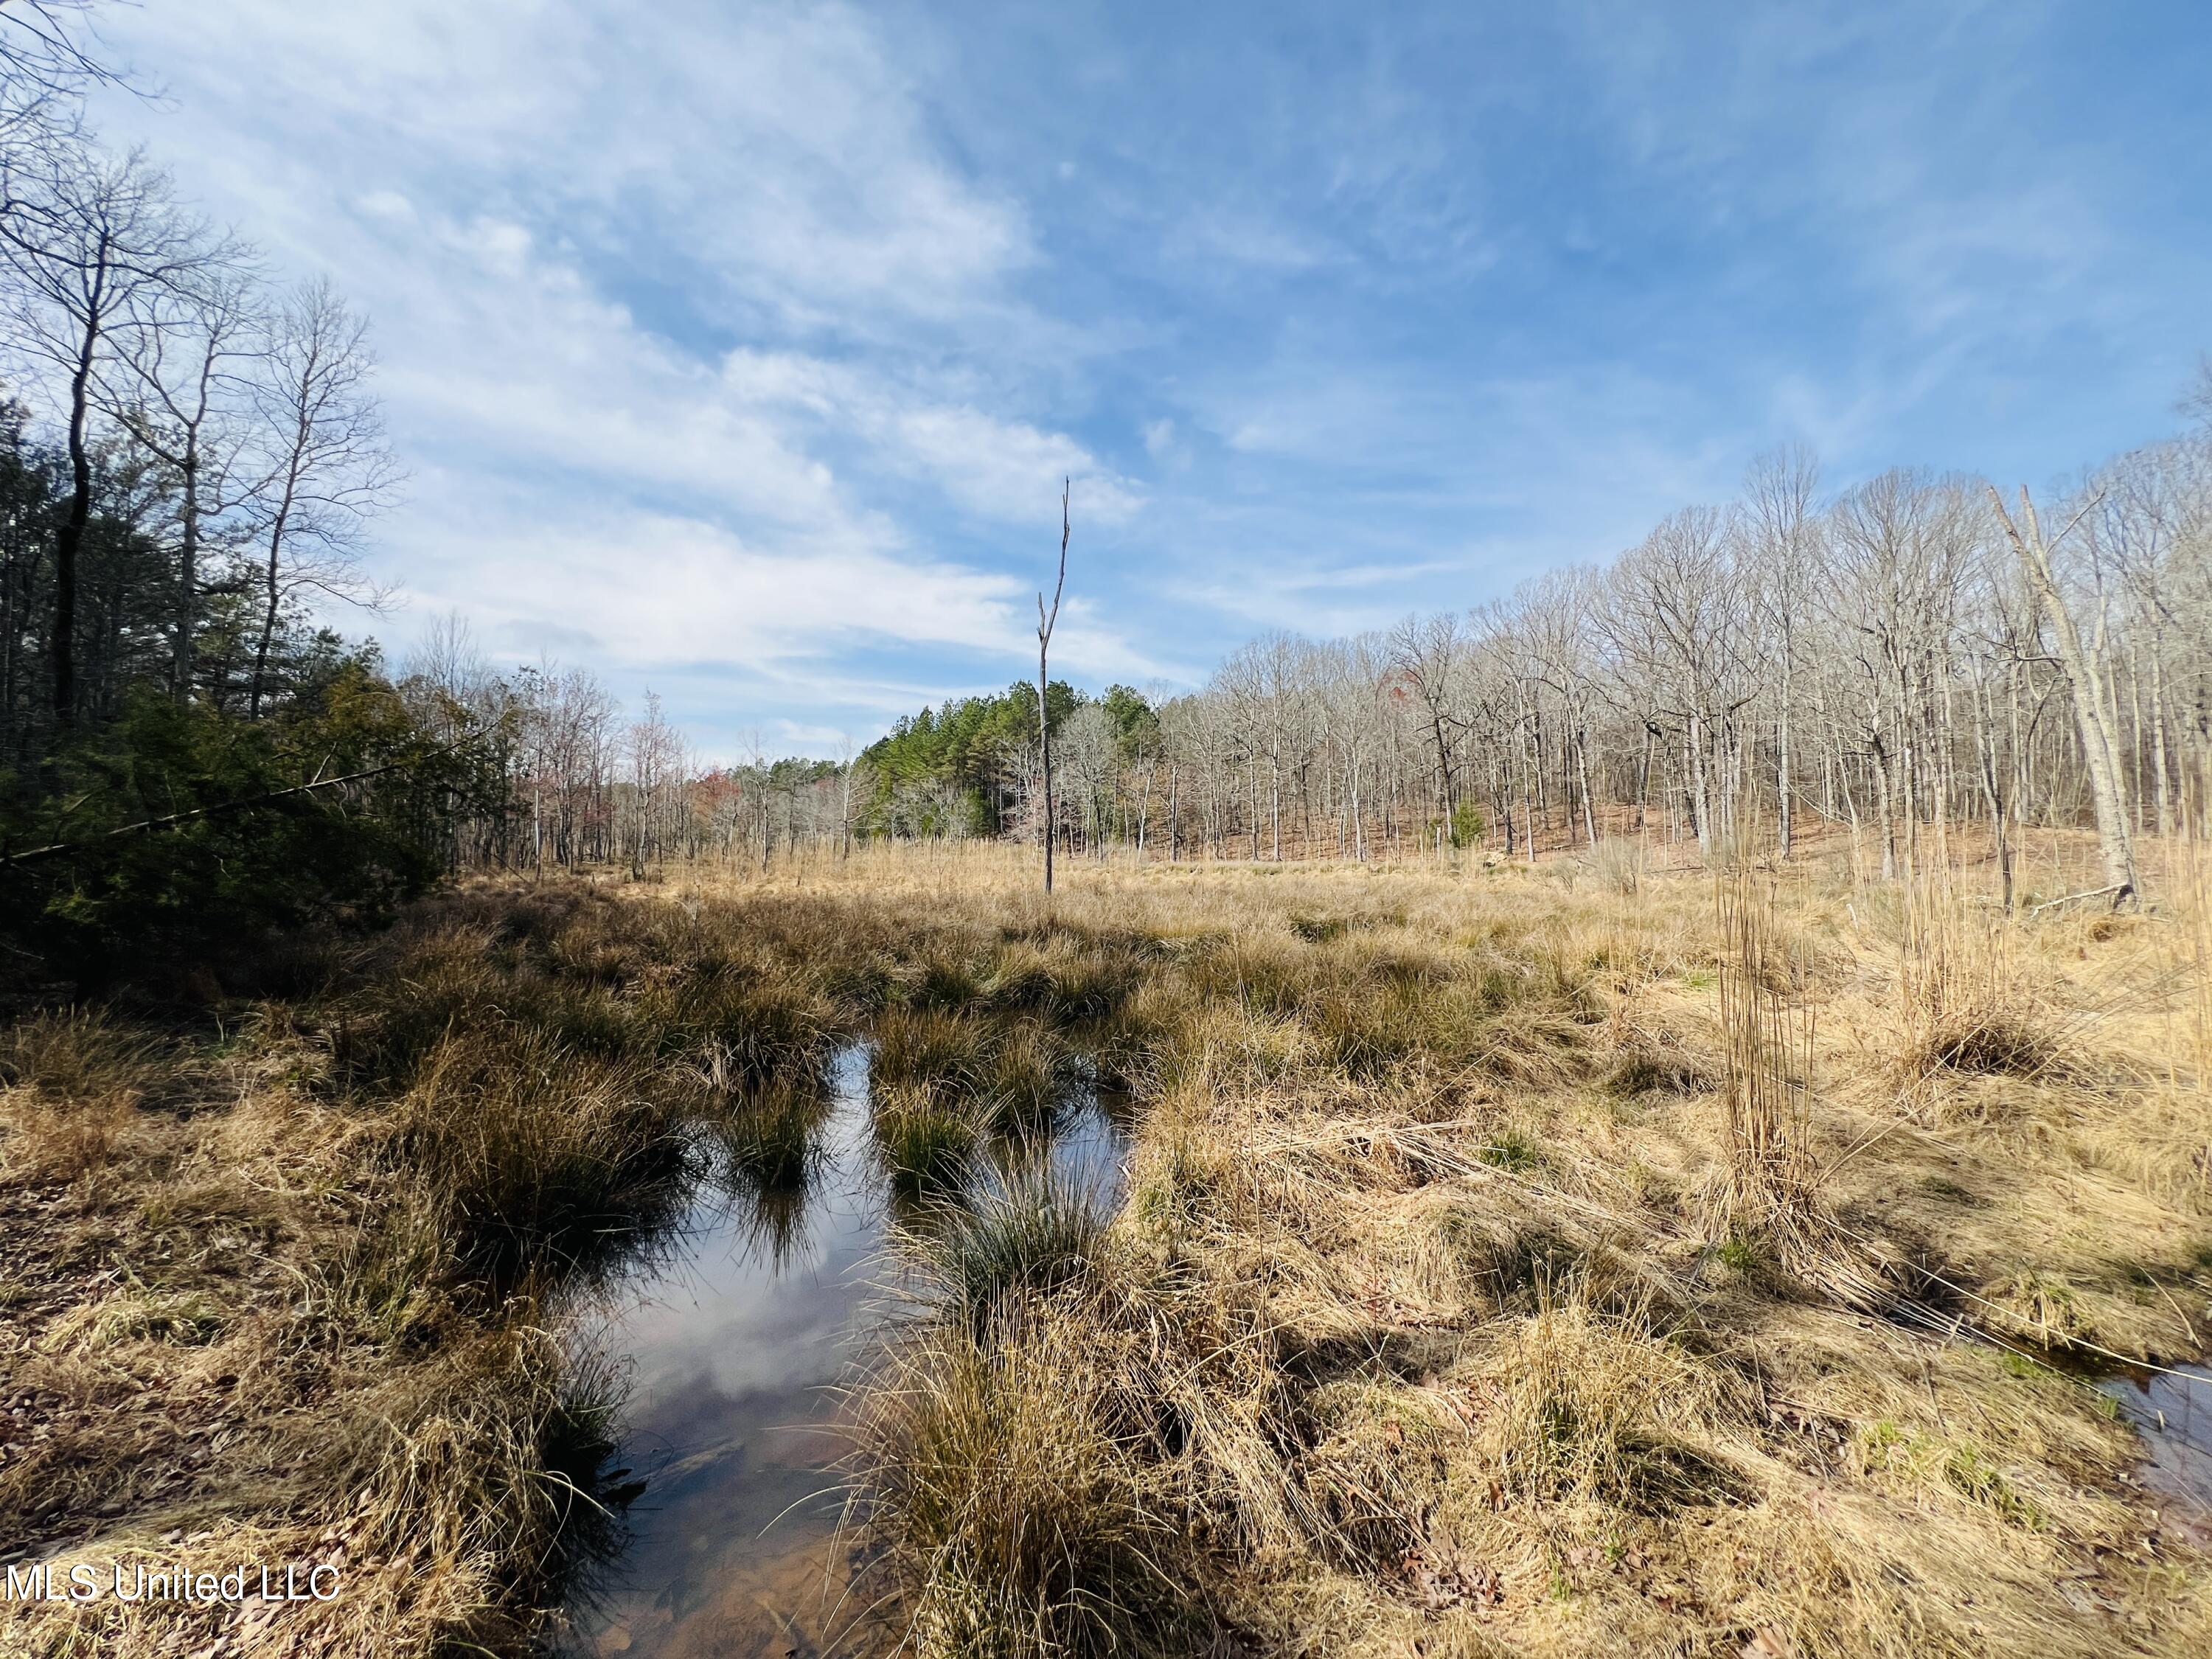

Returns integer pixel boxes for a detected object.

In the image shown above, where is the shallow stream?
[557,1043,1127,1658]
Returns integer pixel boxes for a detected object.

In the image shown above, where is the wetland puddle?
[2099,1360,2212,1541]
[559,1043,1127,1658]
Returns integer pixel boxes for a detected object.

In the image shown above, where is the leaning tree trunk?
[1991,487,2139,905]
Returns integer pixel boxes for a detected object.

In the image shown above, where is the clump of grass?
[328,1325,636,1649]
[1712,866,1883,1307]
[1479,1301,1746,1513]
[1304,962,1543,1081]
[1584,835,1647,897]
[658,968,839,1081]
[975,1018,1077,1132]
[1896,876,2059,1084]
[1041,946,1143,1022]
[1477,1126,1546,1172]
[904,1167,1110,1325]
[1296,1380,1459,1571]
[0,1006,165,1099]
[872,1005,987,1099]
[1921,1012,2053,1077]
[63,1287,229,1346]
[0,1009,163,1183]
[877,1087,980,1197]
[711,1074,829,1192]
[1603,1043,1714,1097]
[1127,1133,1228,1242]
[703,1075,833,1267]
[902,945,984,1011]
[392,1029,697,1292]
[1941,1443,2047,1530]
[853,1308,1190,1657]
[977,939,1057,1012]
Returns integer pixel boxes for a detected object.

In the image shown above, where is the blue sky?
[84,1,2212,759]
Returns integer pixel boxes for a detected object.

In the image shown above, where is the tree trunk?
[173,453,199,703]
[1775,656,1793,859]
[1991,487,2140,904]
[249,482,299,720]
[53,294,104,732]
[1037,651,1055,894]
[2150,649,2171,838]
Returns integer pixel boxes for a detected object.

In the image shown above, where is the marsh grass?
[1476,1297,1750,1514]
[902,1166,1112,1325]
[877,1091,982,1197]
[854,1308,1194,1658]
[1894,869,2067,1088]
[0,1007,168,1184]
[9,844,2212,1658]
[393,1029,700,1293]
[1710,863,1877,1304]
[1583,834,1647,897]
[814,846,2212,1657]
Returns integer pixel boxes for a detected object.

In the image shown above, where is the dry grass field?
[4,836,2211,1657]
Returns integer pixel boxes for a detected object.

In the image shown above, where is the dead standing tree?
[1989,484,2140,908]
[1037,478,1068,894]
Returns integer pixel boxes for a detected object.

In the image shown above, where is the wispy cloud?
[78,0,2212,754]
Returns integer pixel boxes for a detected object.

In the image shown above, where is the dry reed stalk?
[2184,834,2212,1091]
[1714,863,1815,1223]
[2176,824,2212,1207]
[1714,864,1892,1307]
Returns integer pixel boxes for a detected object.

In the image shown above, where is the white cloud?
[403,507,1020,669]
[717,349,1144,526]
[355,189,415,221]
[81,0,1150,742]
[1140,417,1189,472]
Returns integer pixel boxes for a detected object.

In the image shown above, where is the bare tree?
[1387,610,1467,825]
[111,245,260,701]
[1036,477,1068,894]
[1743,445,1820,858]
[836,732,864,860]
[0,2,116,183]
[0,141,201,726]
[244,276,398,715]
[1601,507,1749,862]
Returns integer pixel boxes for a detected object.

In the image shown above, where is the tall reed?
[1711,862,1888,1305]
[1714,863,1815,1226]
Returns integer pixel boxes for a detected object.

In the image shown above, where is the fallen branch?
[2027,882,2128,916]
[2,753,438,866]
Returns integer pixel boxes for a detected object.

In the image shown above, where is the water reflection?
[554,1040,1126,1658]
[2099,1360,2212,1543]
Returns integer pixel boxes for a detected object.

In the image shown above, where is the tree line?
[842,416,2212,907]
[403,392,2212,908]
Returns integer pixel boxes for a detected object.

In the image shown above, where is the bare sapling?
[1037,479,1068,895]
